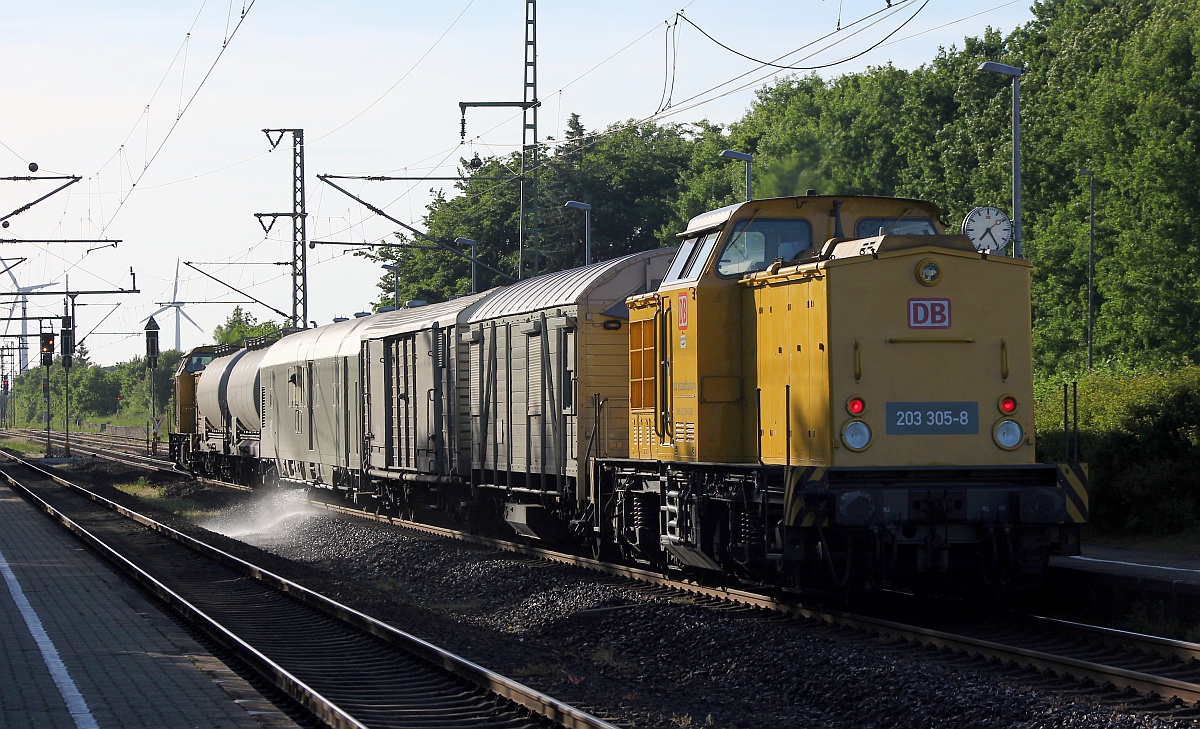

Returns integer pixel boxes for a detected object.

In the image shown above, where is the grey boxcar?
[259,315,376,488]
[358,294,490,500]
[463,249,672,537]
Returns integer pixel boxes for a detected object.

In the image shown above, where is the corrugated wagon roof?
[466,250,663,322]
[358,292,490,337]
[258,315,374,366]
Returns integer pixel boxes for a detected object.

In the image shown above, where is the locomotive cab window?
[663,237,698,284]
[855,217,937,238]
[185,352,214,373]
[663,231,718,285]
[717,218,813,277]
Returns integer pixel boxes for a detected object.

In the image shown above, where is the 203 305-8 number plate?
[885,401,979,435]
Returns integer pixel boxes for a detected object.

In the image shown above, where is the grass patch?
[114,477,220,519]
[0,434,46,454]
[508,663,555,678]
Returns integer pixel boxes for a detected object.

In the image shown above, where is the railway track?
[306,495,1200,714]
[6,427,178,472]
[0,450,622,729]
[14,430,1200,715]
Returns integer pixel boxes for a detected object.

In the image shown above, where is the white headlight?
[993,419,1023,450]
[842,420,873,451]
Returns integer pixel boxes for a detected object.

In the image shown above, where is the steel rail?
[21,437,1200,710]
[0,451,620,729]
[0,454,366,729]
[309,497,1200,707]
[11,428,178,473]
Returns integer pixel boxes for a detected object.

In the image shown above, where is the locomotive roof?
[466,249,669,322]
[680,195,943,237]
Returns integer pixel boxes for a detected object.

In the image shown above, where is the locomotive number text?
[894,409,970,427]
[885,401,979,435]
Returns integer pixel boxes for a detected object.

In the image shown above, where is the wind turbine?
[146,259,202,351]
[0,258,56,372]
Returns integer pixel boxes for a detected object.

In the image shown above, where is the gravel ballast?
[60,461,1200,728]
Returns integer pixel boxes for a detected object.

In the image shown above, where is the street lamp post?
[719,150,753,202]
[563,201,592,265]
[454,238,478,294]
[978,61,1024,259]
[381,264,399,308]
[1078,169,1095,370]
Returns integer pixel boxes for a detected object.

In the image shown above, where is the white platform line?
[0,545,99,729]
[1069,555,1200,574]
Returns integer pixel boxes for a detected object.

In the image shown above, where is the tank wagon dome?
[466,249,670,323]
[195,347,247,429]
[226,345,271,430]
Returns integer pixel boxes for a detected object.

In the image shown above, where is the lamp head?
[454,237,477,247]
[719,149,752,162]
[564,201,591,212]
[978,61,1022,77]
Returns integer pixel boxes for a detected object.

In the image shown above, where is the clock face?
[962,206,1012,252]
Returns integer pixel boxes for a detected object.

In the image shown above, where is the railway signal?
[60,315,73,368]
[39,332,54,367]
[145,316,160,369]
[145,317,161,456]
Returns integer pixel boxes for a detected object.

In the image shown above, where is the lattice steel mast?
[256,129,308,328]
[459,0,539,279]
[520,0,539,279]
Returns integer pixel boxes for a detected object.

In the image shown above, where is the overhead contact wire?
[98,0,258,235]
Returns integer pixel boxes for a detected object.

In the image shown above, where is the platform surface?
[1053,544,1200,586]
[0,484,297,728]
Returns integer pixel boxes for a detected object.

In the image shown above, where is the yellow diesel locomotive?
[172,192,1085,593]
[603,193,1086,590]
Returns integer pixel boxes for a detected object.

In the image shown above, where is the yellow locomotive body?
[614,194,1085,589]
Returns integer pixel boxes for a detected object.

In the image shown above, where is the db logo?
[908,298,950,328]
[677,292,688,329]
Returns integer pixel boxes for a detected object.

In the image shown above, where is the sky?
[1,0,1035,367]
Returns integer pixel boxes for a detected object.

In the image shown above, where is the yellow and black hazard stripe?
[784,466,830,528]
[1055,462,1089,523]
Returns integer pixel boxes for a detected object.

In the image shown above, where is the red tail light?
[847,396,866,415]
[999,395,1018,414]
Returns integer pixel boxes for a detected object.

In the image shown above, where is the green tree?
[366,117,698,304]
[347,0,1200,377]
[213,306,279,345]
[73,365,120,416]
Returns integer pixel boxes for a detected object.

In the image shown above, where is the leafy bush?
[1035,365,1200,534]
